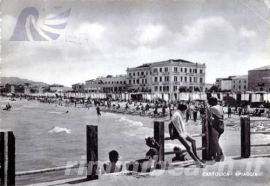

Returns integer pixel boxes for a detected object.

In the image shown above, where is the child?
[126,137,159,172]
[103,150,123,174]
[172,146,188,162]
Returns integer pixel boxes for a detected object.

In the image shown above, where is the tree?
[209,85,218,93]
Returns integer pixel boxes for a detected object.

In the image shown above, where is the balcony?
[139,75,146,78]
[127,76,133,79]
[126,84,132,87]
[173,82,180,85]
[152,82,159,85]
[173,71,180,75]
[162,71,170,75]
[162,81,170,85]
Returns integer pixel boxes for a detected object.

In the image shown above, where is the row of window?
[154,76,204,83]
[129,71,151,77]
[129,79,148,85]
[233,85,247,89]
[153,67,204,74]
[104,81,126,85]
[233,80,247,84]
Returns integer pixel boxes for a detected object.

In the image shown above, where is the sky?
[1,0,270,87]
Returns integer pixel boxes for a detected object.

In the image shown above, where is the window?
[244,85,246,89]
[124,81,126,84]
[129,73,132,77]
[200,69,203,74]
[117,81,119,84]
[137,79,139,84]
[165,76,169,82]
[137,72,140,76]
[160,86,162,91]
[163,86,169,92]
[194,77,196,82]
[160,68,162,72]
[239,85,241,89]
[244,80,246,83]
[150,71,152,75]
[129,80,131,84]
[165,67,168,72]
[239,80,241,83]
[141,72,144,76]
[190,69,192,73]
[185,77,187,82]
[133,80,135,84]
[190,77,192,82]
[146,71,148,75]
[174,67,178,72]
[200,78,203,83]
[133,72,135,76]
[145,79,147,84]
[194,69,197,73]
[181,76,183,82]
[155,86,158,91]
[153,68,158,73]
[120,81,122,84]
[174,76,177,82]
[181,68,183,72]
[155,77,158,82]
[185,68,187,73]
[160,77,162,82]
[142,79,144,84]
[233,85,235,88]
[173,86,177,91]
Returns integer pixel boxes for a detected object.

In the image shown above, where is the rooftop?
[231,75,248,79]
[249,65,270,71]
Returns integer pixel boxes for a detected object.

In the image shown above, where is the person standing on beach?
[228,106,232,118]
[170,103,205,168]
[208,97,224,162]
[193,106,198,122]
[96,105,101,116]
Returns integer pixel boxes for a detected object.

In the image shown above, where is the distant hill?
[0,77,50,87]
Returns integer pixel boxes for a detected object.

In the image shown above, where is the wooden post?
[202,114,210,160]
[154,121,164,167]
[86,125,98,180]
[241,116,250,158]
[0,131,15,186]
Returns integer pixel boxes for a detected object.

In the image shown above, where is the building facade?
[72,83,85,93]
[85,75,128,93]
[126,64,152,92]
[127,59,206,93]
[231,75,248,92]
[248,65,270,92]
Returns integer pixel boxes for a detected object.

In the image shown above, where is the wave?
[118,116,143,127]
[48,111,62,114]
[49,126,71,134]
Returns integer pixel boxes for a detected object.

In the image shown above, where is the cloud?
[239,27,256,38]
[135,24,164,45]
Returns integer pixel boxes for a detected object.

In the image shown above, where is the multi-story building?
[72,83,85,93]
[127,59,206,93]
[126,64,152,92]
[231,75,248,92]
[85,75,128,93]
[248,65,270,92]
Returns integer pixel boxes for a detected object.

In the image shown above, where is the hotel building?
[127,59,206,93]
[85,75,127,93]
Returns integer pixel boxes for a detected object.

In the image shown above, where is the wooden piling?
[0,131,15,186]
[202,115,210,160]
[86,125,98,180]
[241,116,250,158]
[154,121,165,166]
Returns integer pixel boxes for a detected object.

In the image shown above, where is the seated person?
[172,146,188,162]
[126,137,159,172]
[103,150,123,174]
